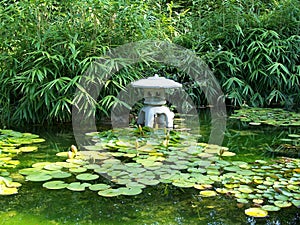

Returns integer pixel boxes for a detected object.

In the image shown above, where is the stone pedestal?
[137,105,174,128]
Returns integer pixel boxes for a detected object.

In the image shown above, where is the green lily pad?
[172,180,195,188]
[136,178,160,186]
[84,164,101,170]
[291,199,300,208]
[67,182,90,191]
[274,200,292,208]
[237,198,249,204]
[32,162,52,168]
[98,188,122,197]
[44,164,63,171]
[76,173,99,181]
[238,185,253,194]
[69,167,87,173]
[119,187,143,196]
[18,146,38,152]
[26,173,52,182]
[42,181,68,190]
[18,167,42,175]
[89,183,111,191]
[50,171,72,179]
[261,205,281,211]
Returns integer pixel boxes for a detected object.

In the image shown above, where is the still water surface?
[0,116,299,225]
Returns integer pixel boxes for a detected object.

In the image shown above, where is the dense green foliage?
[0,0,299,125]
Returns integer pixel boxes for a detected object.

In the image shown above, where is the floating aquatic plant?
[230,107,300,126]
[20,127,300,217]
[0,129,45,195]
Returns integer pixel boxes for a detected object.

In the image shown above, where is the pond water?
[0,113,299,225]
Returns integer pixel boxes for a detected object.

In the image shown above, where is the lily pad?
[88,183,111,191]
[261,205,281,212]
[119,187,143,196]
[274,200,292,208]
[0,186,18,195]
[50,171,72,179]
[245,208,268,217]
[44,164,63,171]
[67,182,90,191]
[43,181,68,190]
[69,167,87,173]
[76,173,99,181]
[26,173,52,182]
[18,146,38,152]
[98,188,122,197]
[199,190,217,197]
[18,167,42,175]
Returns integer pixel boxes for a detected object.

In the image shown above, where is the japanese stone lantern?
[131,74,182,128]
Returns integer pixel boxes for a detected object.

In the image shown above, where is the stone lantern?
[131,74,182,128]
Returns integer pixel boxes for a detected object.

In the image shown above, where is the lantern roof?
[131,74,182,89]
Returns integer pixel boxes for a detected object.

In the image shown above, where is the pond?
[0,111,299,225]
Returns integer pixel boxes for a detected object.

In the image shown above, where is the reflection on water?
[1,117,299,225]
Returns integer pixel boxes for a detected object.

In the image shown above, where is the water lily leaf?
[199,190,217,197]
[67,182,87,191]
[253,199,264,204]
[172,180,195,188]
[32,162,52,168]
[274,201,292,208]
[31,138,46,143]
[56,152,69,157]
[84,164,101,170]
[43,181,68,190]
[237,170,255,176]
[0,186,18,195]
[88,183,111,191]
[76,173,99,181]
[26,173,52,182]
[291,199,300,208]
[261,205,281,211]
[136,178,160,186]
[224,166,240,172]
[274,195,289,201]
[219,151,236,157]
[119,187,143,196]
[56,162,79,168]
[216,188,230,194]
[245,208,268,217]
[18,167,42,175]
[44,164,63,171]
[238,185,253,194]
[66,159,87,165]
[237,198,249,204]
[98,188,122,197]
[50,171,72,179]
[69,167,87,173]
[18,146,38,152]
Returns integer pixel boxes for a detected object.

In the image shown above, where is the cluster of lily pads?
[0,129,45,195]
[230,107,300,126]
[20,127,300,218]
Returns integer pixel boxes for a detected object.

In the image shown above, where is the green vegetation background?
[0,0,299,125]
